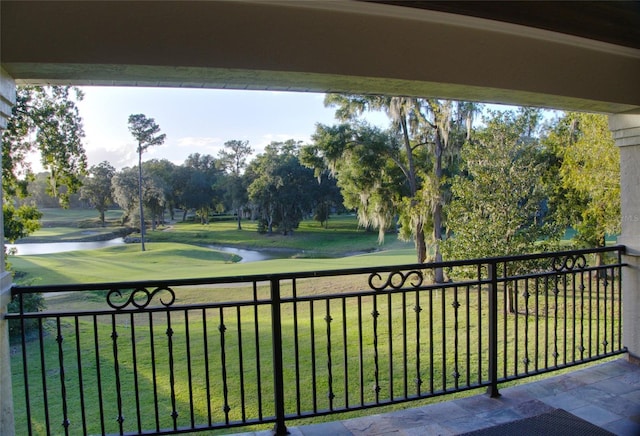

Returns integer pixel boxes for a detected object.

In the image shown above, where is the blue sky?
[74,87,532,171]
[76,87,388,170]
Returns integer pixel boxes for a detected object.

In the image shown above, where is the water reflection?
[7,238,126,255]
[203,245,298,263]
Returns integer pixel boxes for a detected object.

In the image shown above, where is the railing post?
[487,261,500,398]
[270,279,288,435]
[0,67,16,436]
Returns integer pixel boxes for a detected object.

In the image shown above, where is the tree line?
[3,86,620,271]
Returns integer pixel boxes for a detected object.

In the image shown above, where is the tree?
[443,109,555,312]
[111,167,139,225]
[543,112,620,267]
[317,95,475,280]
[112,166,166,230]
[247,141,316,235]
[128,114,166,251]
[144,159,177,227]
[2,86,87,207]
[311,172,343,229]
[81,161,116,226]
[218,140,253,230]
[304,123,403,238]
[2,85,86,327]
[178,153,221,224]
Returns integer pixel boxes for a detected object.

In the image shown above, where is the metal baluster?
[325,299,334,411]
[523,279,530,375]
[596,269,601,356]
[544,275,549,370]
[111,314,124,435]
[553,275,560,367]
[37,317,48,436]
[149,312,160,432]
[477,265,482,385]
[219,309,230,424]
[579,269,585,360]
[465,285,470,387]
[166,311,178,431]
[388,290,393,400]
[130,312,141,433]
[237,305,246,422]
[414,290,422,396]
[202,308,212,427]
[429,287,434,394]
[310,300,317,412]
[252,282,263,420]
[185,310,195,428]
[487,261,500,398]
[452,286,460,390]
[563,273,568,365]
[603,268,609,354]
[372,294,380,403]
[292,279,301,416]
[514,278,519,376]
[56,317,70,435]
[534,277,540,373]
[270,278,288,436]
[502,263,508,380]
[92,316,105,435]
[441,285,447,391]
[357,296,364,406]
[342,297,349,409]
[73,316,87,435]
[571,268,577,363]
[402,290,408,399]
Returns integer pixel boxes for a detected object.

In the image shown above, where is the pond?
[6,238,126,255]
[6,239,296,263]
[203,245,300,263]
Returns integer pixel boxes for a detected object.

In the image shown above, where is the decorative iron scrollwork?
[107,286,176,310]
[368,270,424,291]
[551,254,587,272]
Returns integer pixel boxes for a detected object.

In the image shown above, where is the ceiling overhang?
[2,0,639,114]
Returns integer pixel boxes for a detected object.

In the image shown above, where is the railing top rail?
[10,245,626,296]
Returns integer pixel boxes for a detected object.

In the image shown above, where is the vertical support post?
[0,67,17,436]
[487,261,500,398]
[610,113,640,363]
[270,279,288,436]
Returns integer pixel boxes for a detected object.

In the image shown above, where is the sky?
[74,87,389,170]
[72,87,533,173]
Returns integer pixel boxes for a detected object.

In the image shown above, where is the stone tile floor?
[235,357,640,435]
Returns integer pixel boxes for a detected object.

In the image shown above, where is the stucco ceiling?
[1,0,639,114]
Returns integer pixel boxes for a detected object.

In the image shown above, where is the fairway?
[9,212,416,285]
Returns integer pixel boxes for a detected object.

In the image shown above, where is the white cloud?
[176,136,222,149]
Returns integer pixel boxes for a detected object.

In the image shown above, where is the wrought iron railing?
[7,246,627,435]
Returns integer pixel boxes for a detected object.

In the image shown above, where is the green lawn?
[146,214,404,255]
[7,210,623,434]
[10,213,416,285]
[11,271,621,435]
[10,242,419,285]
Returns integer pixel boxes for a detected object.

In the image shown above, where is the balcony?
[7,246,630,435]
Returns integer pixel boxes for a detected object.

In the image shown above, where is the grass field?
[11,268,622,435]
[7,208,624,435]
[10,210,415,285]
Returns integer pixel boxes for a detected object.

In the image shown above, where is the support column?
[0,67,17,436]
[610,113,640,362]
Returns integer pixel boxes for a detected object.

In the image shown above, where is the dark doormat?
[461,408,615,436]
